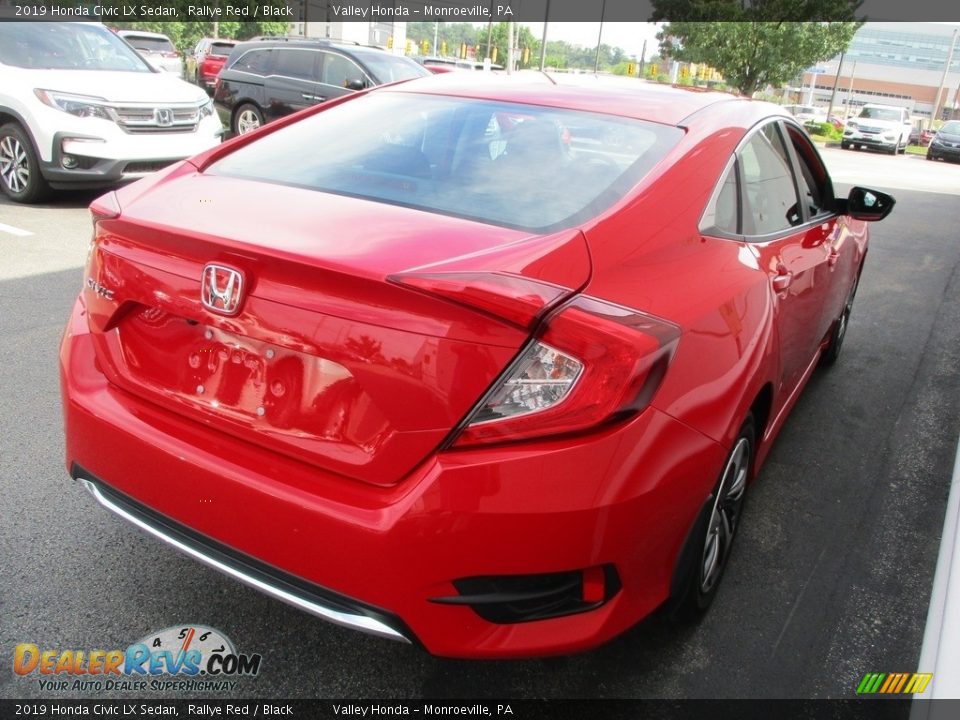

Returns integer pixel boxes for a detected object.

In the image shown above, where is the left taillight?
[450,296,680,447]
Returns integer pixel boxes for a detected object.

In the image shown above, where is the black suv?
[213,38,430,135]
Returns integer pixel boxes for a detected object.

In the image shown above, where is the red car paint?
[61,75,887,657]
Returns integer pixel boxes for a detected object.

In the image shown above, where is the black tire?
[0,123,50,204]
[821,267,862,366]
[232,103,264,136]
[672,414,755,619]
[841,141,850,150]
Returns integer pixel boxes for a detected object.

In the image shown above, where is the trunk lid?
[86,171,590,485]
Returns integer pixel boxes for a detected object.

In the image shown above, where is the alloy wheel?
[237,109,261,135]
[0,134,29,194]
[699,436,750,595]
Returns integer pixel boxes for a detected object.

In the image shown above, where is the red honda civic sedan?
[60,74,894,658]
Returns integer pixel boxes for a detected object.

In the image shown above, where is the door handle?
[301,94,326,101]
[772,269,793,293]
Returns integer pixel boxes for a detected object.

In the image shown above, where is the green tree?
[653,1,862,96]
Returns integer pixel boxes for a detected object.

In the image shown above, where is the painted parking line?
[0,222,33,237]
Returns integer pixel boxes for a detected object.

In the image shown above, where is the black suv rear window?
[209,92,682,232]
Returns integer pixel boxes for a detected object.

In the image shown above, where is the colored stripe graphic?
[856,672,932,694]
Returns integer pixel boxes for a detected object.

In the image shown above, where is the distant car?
[421,56,504,72]
[64,74,894,658]
[841,104,912,154]
[214,38,430,135]
[909,126,921,145]
[0,22,220,203]
[922,128,935,145]
[192,38,237,91]
[927,121,960,162]
[117,30,184,79]
[782,104,825,123]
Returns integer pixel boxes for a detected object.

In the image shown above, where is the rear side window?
[273,49,317,80]
[232,49,272,75]
[209,92,682,233]
[210,42,236,56]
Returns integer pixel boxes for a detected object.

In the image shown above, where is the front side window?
[209,92,682,232]
[321,53,365,88]
[739,123,801,236]
[784,124,832,218]
[352,50,429,83]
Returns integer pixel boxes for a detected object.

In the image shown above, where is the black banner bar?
[0,0,958,22]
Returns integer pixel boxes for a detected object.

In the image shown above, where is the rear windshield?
[123,36,176,54]
[351,50,430,83]
[210,42,236,56]
[859,107,902,122]
[209,93,682,232]
[0,22,152,72]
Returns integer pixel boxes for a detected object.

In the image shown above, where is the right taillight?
[451,296,680,447]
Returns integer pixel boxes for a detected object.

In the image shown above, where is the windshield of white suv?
[858,107,902,122]
[0,23,152,72]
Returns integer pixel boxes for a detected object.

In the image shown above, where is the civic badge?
[201,264,244,316]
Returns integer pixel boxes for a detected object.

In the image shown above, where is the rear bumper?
[61,297,726,658]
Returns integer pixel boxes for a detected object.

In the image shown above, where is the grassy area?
[906,145,928,156]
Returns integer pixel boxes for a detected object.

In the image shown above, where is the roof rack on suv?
[245,36,361,45]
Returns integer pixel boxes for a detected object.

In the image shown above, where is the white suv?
[0,22,222,203]
[842,104,912,155]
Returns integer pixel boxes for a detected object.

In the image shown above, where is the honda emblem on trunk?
[201,264,244,316]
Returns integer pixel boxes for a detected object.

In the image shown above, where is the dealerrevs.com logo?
[13,625,262,692]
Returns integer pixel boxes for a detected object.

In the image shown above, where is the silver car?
[117,30,184,79]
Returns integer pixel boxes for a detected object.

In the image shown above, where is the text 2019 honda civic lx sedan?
[60,74,894,658]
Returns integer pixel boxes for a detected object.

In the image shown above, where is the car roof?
[117,30,171,40]
[382,72,772,127]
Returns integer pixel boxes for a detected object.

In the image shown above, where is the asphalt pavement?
[1,150,958,699]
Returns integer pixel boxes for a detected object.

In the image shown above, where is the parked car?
[192,37,237,91]
[0,22,221,203]
[116,29,184,79]
[421,56,504,72]
[926,120,960,162]
[922,128,936,145]
[213,37,430,135]
[63,74,893,658]
[841,103,912,154]
[909,126,921,145]
[782,103,825,123]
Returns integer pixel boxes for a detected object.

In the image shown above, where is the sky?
[523,21,663,61]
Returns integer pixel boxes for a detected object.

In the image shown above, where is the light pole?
[593,0,606,74]
[539,0,550,71]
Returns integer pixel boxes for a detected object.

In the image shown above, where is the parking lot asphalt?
[1,149,958,699]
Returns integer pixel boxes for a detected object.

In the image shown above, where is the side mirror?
[837,186,895,222]
[345,79,366,91]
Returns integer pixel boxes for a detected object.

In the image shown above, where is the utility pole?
[844,60,857,120]
[826,52,844,120]
[433,21,439,57]
[933,28,959,123]
[507,21,514,74]
[639,38,647,78]
[539,0,550,71]
[485,14,494,61]
[593,0,606,74]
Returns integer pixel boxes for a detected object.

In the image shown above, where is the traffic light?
[460,42,467,60]
[405,40,412,55]
[421,39,429,55]
[627,62,636,76]
[441,40,447,56]
[387,36,393,50]
[522,47,529,65]
[491,47,497,63]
